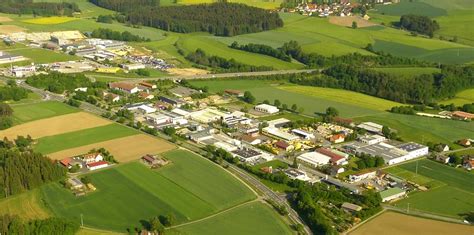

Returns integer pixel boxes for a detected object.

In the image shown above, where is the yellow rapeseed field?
[23,16,78,25]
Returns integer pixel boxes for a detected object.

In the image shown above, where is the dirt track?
[46,134,176,162]
[0,112,111,140]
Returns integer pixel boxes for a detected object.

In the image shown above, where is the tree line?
[0,103,13,130]
[0,81,29,102]
[399,14,440,38]
[185,49,273,72]
[0,0,79,16]
[90,28,150,42]
[230,41,291,62]
[90,1,283,36]
[0,138,66,198]
[0,214,80,235]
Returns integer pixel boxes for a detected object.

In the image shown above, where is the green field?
[11,101,79,124]
[6,47,79,64]
[385,159,474,218]
[440,88,474,105]
[34,124,139,154]
[0,189,51,220]
[42,149,256,231]
[170,201,293,235]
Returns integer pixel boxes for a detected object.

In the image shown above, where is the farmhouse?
[142,154,168,166]
[254,104,279,114]
[60,157,73,169]
[110,82,139,94]
[103,92,120,102]
[86,161,109,171]
[82,152,103,164]
[297,152,331,168]
[379,187,406,202]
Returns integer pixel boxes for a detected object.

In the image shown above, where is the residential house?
[109,82,139,94]
[464,159,474,171]
[240,134,262,145]
[459,139,471,147]
[274,140,294,152]
[139,92,154,100]
[329,134,345,143]
[82,153,103,164]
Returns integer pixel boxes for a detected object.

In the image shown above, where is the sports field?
[385,159,474,218]
[1,112,111,140]
[34,124,139,154]
[46,134,175,162]
[440,88,474,106]
[349,211,474,235]
[0,189,50,220]
[22,16,78,24]
[170,201,293,235]
[11,101,78,124]
[42,149,256,231]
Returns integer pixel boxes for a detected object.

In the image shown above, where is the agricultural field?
[0,189,50,221]
[440,88,474,106]
[385,159,474,218]
[349,211,474,235]
[22,16,78,25]
[42,149,256,231]
[10,101,79,124]
[0,112,111,140]
[33,0,115,18]
[46,134,176,162]
[170,201,293,235]
[34,124,139,154]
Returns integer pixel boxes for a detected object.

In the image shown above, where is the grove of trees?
[399,14,440,37]
[0,214,80,235]
[0,0,79,16]
[90,28,150,42]
[186,49,273,72]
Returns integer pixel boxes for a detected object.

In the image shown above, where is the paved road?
[87,68,318,82]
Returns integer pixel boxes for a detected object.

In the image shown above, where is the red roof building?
[275,140,291,151]
[86,161,109,170]
[316,148,347,165]
[452,111,474,120]
[60,157,72,167]
[329,134,345,143]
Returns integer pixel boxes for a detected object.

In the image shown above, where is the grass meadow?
[0,189,50,220]
[11,101,79,124]
[170,201,293,235]
[42,149,256,231]
[385,159,474,218]
[34,124,139,154]
[440,88,474,106]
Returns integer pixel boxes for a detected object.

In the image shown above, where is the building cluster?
[59,152,110,173]
[285,0,400,17]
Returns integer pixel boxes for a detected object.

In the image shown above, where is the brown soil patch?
[167,68,209,76]
[0,112,111,140]
[0,16,13,23]
[328,16,377,28]
[46,134,176,162]
[349,211,474,235]
[0,25,26,34]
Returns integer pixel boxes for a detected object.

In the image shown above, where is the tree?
[81,176,92,184]
[282,104,288,110]
[325,107,339,117]
[382,126,392,139]
[352,21,358,29]
[274,99,281,107]
[291,104,298,112]
[149,217,164,233]
[242,91,256,104]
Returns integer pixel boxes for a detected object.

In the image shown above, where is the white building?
[349,171,376,182]
[127,104,157,114]
[292,129,315,140]
[189,108,231,124]
[87,161,109,171]
[122,63,145,71]
[254,104,279,114]
[11,65,36,77]
[285,169,311,182]
[357,122,384,134]
[263,127,299,142]
[360,135,386,145]
[297,152,331,168]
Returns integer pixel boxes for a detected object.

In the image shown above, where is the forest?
[26,72,106,94]
[0,214,79,234]
[186,49,273,72]
[230,41,291,62]
[0,0,79,16]
[90,1,283,36]
[399,14,440,37]
[0,138,66,198]
[90,28,150,42]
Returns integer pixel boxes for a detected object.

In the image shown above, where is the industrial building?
[254,104,279,114]
[297,152,331,168]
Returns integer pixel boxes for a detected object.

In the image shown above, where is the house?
[109,82,139,94]
[349,170,376,182]
[329,134,345,143]
[261,166,273,174]
[86,161,109,171]
[464,159,474,171]
[240,134,262,145]
[452,111,474,120]
[297,152,331,168]
[440,144,450,152]
[274,140,293,152]
[341,202,362,213]
[254,104,279,114]
[330,165,345,176]
[379,187,406,202]
[435,154,450,164]
[82,152,103,164]
[103,92,120,102]
[60,157,73,168]
[459,139,471,147]
[139,81,157,90]
[285,169,311,181]
[142,154,160,166]
[139,92,154,100]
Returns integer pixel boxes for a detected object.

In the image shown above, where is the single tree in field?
[325,107,339,117]
[352,21,358,29]
[274,99,281,107]
[291,104,298,112]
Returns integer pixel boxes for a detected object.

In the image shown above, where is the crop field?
[42,149,256,231]
[349,211,474,235]
[440,88,474,105]
[0,189,50,220]
[22,16,78,24]
[0,112,111,140]
[0,25,26,34]
[33,0,115,18]
[356,113,474,144]
[46,134,176,162]
[170,202,293,235]
[11,101,79,124]
[385,159,474,218]
[373,67,441,77]
[34,124,139,154]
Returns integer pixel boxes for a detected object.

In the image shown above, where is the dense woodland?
[0,214,79,235]
[230,41,291,62]
[399,14,440,37]
[0,103,13,130]
[90,1,283,36]
[0,82,29,102]
[90,28,150,42]
[0,0,79,16]
[186,49,273,72]
[0,139,66,198]
[26,72,106,94]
